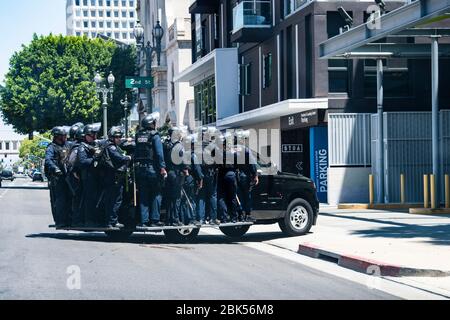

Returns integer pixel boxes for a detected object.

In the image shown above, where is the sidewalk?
[260,207,450,293]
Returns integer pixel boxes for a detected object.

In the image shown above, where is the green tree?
[19,132,52,161]
[0,34,135,137]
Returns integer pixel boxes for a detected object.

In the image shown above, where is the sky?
[0,0,67,84]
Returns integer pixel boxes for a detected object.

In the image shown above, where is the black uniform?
[66,140,83,226]
[197,142,219,223]
[44,141,71,227]
[181,152,203,224]
[237,146,258,219]
[163,140,189,226]
[134,129,166,225]
[217,146,239,222]
[102,141,130,226]
[78,141,101,226]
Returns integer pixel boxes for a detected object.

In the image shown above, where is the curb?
[298,243,450,277]
[338,203,423,210]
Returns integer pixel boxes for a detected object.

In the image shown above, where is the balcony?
[231,0,273,43]
[189,0,220,14]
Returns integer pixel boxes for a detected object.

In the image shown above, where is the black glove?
[54,168,63,177]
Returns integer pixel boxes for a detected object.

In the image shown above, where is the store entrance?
[281,128,310,177]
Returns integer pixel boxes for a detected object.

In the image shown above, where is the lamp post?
[94,71,115,138]
[120,95,131,138]
[133,20,164,116]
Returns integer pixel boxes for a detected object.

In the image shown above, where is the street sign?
[125,76,153,89]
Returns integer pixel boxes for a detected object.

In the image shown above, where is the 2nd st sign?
[125,76,154,89]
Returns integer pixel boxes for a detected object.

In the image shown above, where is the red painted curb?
[297,243,449,277]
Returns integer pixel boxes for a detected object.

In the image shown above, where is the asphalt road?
[0,178,399,300]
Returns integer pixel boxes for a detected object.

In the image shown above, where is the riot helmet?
[141,112,160,130]
[69,122,84,140]
[51,126,67,137]
[108,126,124,140]
[83,123,102,136]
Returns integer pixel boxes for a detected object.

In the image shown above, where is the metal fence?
[328,113,372,167]
[371,111,449,203]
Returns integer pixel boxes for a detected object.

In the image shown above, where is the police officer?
[235,130,259,222]
[181,134,203,225]
[197,127,220,225]
[134,113,167,228]
[163,127,190,226]
[44,127,71,227]
[77,123,102,227]
[217,132,239,223]
[66,123,85,227]
[102,127,131,228]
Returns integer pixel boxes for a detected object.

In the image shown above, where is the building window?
[76,0,80,6]
[114,21,119,28]
[99,0,103,6]
[106,0,111,6]
[364,60,410,97]
[84,21,89,28]
[129,11,134,18]
[107,21,112,28]
[106,10,111,17]
[114,0,119,6]
[115,32,120,38]
[122,0,126,6]
[76,10,81,16]
[91,21,96,28]
[284,0,308,17]
[122,10,127,18]
[130,21,134,28]
[13,142,18,151]
[122,21,127,28]
[122,32,127,39]
[327,11,351,94]
[83,10,88,17]
[99,21,104,28]
[114,11,119,17]
[99,10,104,17]
[263,53,272,89]
[5,142,10,151]
[0,142,2,150]
[83,0,88,6]
[239,63,251,96]
[76,32,81,36]
[130,1,134,7]
[195,77,216,125]
[91,0,96,6]
[76,21,81,28]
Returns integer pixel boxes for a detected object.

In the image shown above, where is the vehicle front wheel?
[163,227,200,243]
[279,198,313,237]
[219,225,250,238]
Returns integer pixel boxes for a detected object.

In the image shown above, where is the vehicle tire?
[219,225,250,238]
[279,198,314,237]
[163,227,200,243]
[104,230,134,241]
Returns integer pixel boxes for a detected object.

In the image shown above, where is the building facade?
[136,0,194,127]
[177,0,450,203]
[66,0,137,45]
[0,114,26,168]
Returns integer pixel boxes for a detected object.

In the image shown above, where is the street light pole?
[133,20,164,118]
[94,72,115,138]
[120,95,130,138]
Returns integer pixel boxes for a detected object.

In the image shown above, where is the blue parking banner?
[310,127,328,203]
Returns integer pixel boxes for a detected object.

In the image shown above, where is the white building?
[137,0,194,128]
[0,114,26,168]
[66,0,137,45]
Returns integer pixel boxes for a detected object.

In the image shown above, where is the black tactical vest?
[134,130,157,163]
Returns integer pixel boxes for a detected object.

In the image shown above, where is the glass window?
[76,32,81,36]
[263,53,272,89]
[106,10,111,17]
[122,0,126,6]
[130,1,134,7]
[91,10,96,17]
[114,11,119,17]
[84,21,88,28]
[76,10,81,16]
[0,142,2,150]
[284,0,309,17]
[106,0,111,6]
[122,10,127,18]
[129,11,134,18]
[239,63,251,96]
[99,21,104,28]
[364,60,410,97]
[114,0,119,6]
[130,21,134,28]
[76,0,80,6]
[122,32,127,39]
[115,32,120,38]
[91,0,96,6]
[83,0,88,6]
[122,21,127,28]
[5,142,9,151]
[107,21,112,28]
[83,10,88,17]
[194,77,216,125]
[99,0,103,6]
[114,21,119,28]
[99,10,104,17]
[91,21,96,28]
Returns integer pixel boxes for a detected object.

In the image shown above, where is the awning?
[216,98,328,128]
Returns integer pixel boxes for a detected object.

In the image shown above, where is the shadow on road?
[26,231,292,245]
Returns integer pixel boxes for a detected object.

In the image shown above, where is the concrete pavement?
[0,178,400,300]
